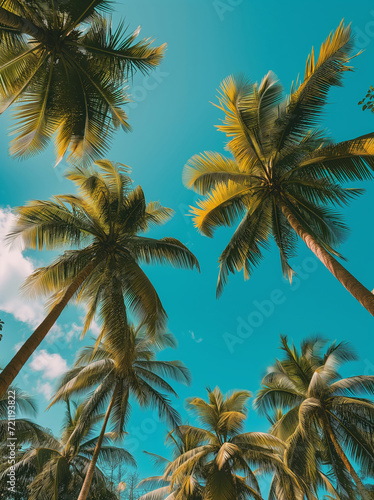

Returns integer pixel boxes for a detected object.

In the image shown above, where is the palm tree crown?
[183,21,374,314]
[49,324,191,499]
[0,0,165,162]
[0,385,36,419]
[254,336,374,499]
[162,387,299,500]
[50,326,191,437]
[139,429,205,499]
[0,160,199,396]
[0,399,128,499]
[15,160,199,335]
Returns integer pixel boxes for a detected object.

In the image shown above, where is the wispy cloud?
[190,330,203,343]
[0,208,45,326]
[36,381,54,400]
[0,207,100,351]
[29,350,69,380]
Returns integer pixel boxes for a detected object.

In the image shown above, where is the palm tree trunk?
[77,386,119,500]
[0,7,44,40]
[323,413,371,500]
[0,261,96,398]
[279,200,374,316]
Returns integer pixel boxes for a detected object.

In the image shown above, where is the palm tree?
[162,387,301,500]
[139,429,205,499]
[48,325,191,500]
[0,0,165,163]
[183,21,374,315]
[266,410,346,500]
[0,385,53,448]
[0,160,199,397]
[0,387,53,498]
[0,384,35,417]
[254,336,374,500]
[0,398,129,499]
[0,386,58,472]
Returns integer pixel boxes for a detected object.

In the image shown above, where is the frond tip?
[293,20,354,95]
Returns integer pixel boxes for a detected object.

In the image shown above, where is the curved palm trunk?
[0,7,44,39]
[0,262,96,398]
[77,386,119,500]
[323,413,371,500]
[279,201,374,316]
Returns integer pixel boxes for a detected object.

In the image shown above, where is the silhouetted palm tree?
[184,22,374,315]
[0,160,199,397]
[0,0,165,163]
[255,336,374,500]
[49,326,190,500]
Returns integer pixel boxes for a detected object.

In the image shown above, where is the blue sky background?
[1,0,374,481]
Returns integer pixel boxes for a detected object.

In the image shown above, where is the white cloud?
[88,318,101,338]
[0,208,44,326]
[0,207,101,355]
[189,330,203,343]
[29,350,68,380]
[13,342,24,352]
[44,323,65,344]
[45,322,86,347]
[36,381,53,400]
[66,322,82,343]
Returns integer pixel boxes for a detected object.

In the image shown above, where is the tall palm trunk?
[0,261,96,398]
[279,200,374,316]
[323,413,371,500]
[78,386,119,500]
[0,7,44,39]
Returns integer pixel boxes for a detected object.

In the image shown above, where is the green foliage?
[10,160,199,338]
[254,336,374,499]
[0,398,128,499]
[0,5,373,500]
[0,0,166,163]
[141,388,301,500]
[1,338,374,500]
[358,86,374,113]
[49,325,191,439]
[184,22,374,296]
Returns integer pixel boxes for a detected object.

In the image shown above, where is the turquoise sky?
[1,0,374,481]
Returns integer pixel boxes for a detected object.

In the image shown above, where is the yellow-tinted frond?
[191,181,250,237]
[292,20,353,95]
[183,152,248,194]
[215,442,240,470]
[143,202,174,228]
[213,76,271,170]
